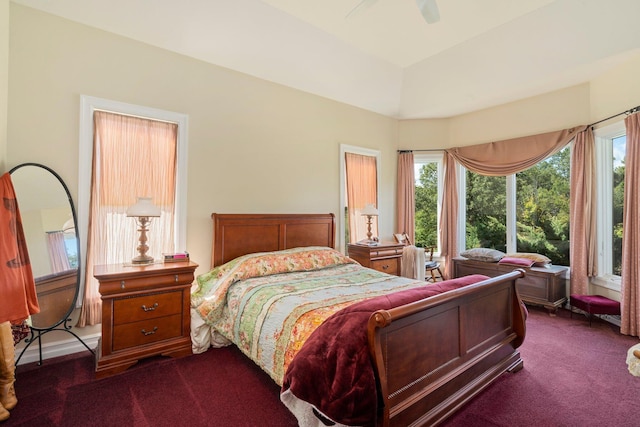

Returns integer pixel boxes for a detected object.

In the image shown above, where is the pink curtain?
[345,153,378,243]
[78,111,178,327]
[440,152,458,279]
[396,152,415,244]
[569,128,597,295]
[46,231,72,274]
[621,112,640,336]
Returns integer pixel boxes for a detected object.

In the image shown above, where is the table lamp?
[361,204,379,244]
[126,197,161,264]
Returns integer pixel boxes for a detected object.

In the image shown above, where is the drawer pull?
[141,327,158,336]
[141,303,159,312]
[382,265,389,270]
[120,280,126,289]
[174,274,179,282]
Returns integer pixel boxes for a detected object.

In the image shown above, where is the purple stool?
[570,294,621,327]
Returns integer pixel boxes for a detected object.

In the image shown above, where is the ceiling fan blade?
[416,0,440,24]
[346,0,378,19]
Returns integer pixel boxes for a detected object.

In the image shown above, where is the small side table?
[347,242,404,276]
[94,261,198,378]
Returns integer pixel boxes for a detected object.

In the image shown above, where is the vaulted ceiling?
[12,0,640,118]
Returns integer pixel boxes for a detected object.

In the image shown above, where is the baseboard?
[569,308,622,327]
[598,314,622,327]
[15,333,101,366]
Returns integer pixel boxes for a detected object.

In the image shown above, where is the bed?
[190,213,527,427]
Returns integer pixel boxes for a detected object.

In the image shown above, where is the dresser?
[452,257,568,314]
[94,261,198,378]
[347,242,404,276]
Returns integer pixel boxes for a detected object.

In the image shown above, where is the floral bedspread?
[190,246,428,385]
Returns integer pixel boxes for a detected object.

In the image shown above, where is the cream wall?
[6,4,399,277]
[6,5,398,361]
[399,53,640,149]
[0,0,8,171]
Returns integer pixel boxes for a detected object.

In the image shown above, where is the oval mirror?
[9,163,80,330]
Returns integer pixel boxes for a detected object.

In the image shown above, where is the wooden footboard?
[367,269,527,427]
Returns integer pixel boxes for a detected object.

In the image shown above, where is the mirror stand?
[15,317,95,366]
[9,163,94,366]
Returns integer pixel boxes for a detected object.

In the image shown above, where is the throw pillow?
[460,248,505,263]
[505,252,551,266]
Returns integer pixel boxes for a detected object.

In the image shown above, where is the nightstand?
[94,261,198,378]
[347,242,404,276]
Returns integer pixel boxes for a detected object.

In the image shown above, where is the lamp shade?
[126,197,161,217]
[361,204,379,216]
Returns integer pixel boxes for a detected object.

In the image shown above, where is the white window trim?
[78,95,189,300]
[414,152,444,254]
[339,144,381,254]
[593,120,626,291]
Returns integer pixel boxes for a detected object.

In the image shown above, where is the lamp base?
[131,255,154,265]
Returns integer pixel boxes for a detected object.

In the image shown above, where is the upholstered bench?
[569,294,621,327]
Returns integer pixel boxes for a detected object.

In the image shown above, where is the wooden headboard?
[210,213,336,268]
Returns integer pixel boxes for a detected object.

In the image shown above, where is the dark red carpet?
[5,306,639,426]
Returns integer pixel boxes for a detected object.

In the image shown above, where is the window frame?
[78,95,189,297]
[593,120,626,291]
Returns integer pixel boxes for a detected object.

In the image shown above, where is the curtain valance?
[446,125,587,176]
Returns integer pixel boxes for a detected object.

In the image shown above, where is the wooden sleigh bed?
[190,213,527,427]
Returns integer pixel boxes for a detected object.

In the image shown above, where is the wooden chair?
[424,246,444,282]
[395,234,444,282]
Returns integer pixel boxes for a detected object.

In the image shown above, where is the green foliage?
[414,163,438,248]
[613,163,625,275]
[513,147,571,265]
[465,174,506,251]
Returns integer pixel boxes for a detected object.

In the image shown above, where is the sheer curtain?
[46,231,71,273]
[569,128,597,295]
[396,152,415,244]
[621,112,640,336]
[78,111,178,327]
[345,153,378,243]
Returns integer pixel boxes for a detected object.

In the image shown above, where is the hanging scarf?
[0,172,39,323]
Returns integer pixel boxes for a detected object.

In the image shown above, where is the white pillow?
[460,248,505,263]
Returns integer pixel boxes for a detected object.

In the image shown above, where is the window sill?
[591,275,622,292]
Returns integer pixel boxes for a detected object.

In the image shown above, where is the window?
[77,96,188,314]
[595,120,626,289]
[339,145,380,253]
[516,146,571,265]
[461,146,571,265]
[465,174,506,252]
[413,153,443,250]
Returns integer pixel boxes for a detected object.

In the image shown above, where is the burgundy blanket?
[281,274,490,426]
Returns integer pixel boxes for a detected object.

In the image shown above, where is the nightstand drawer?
[99,271,195,295]
[113,314,182,351]
[113,291,182,324]
[347,242,404,277]
[371,259,399,275]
